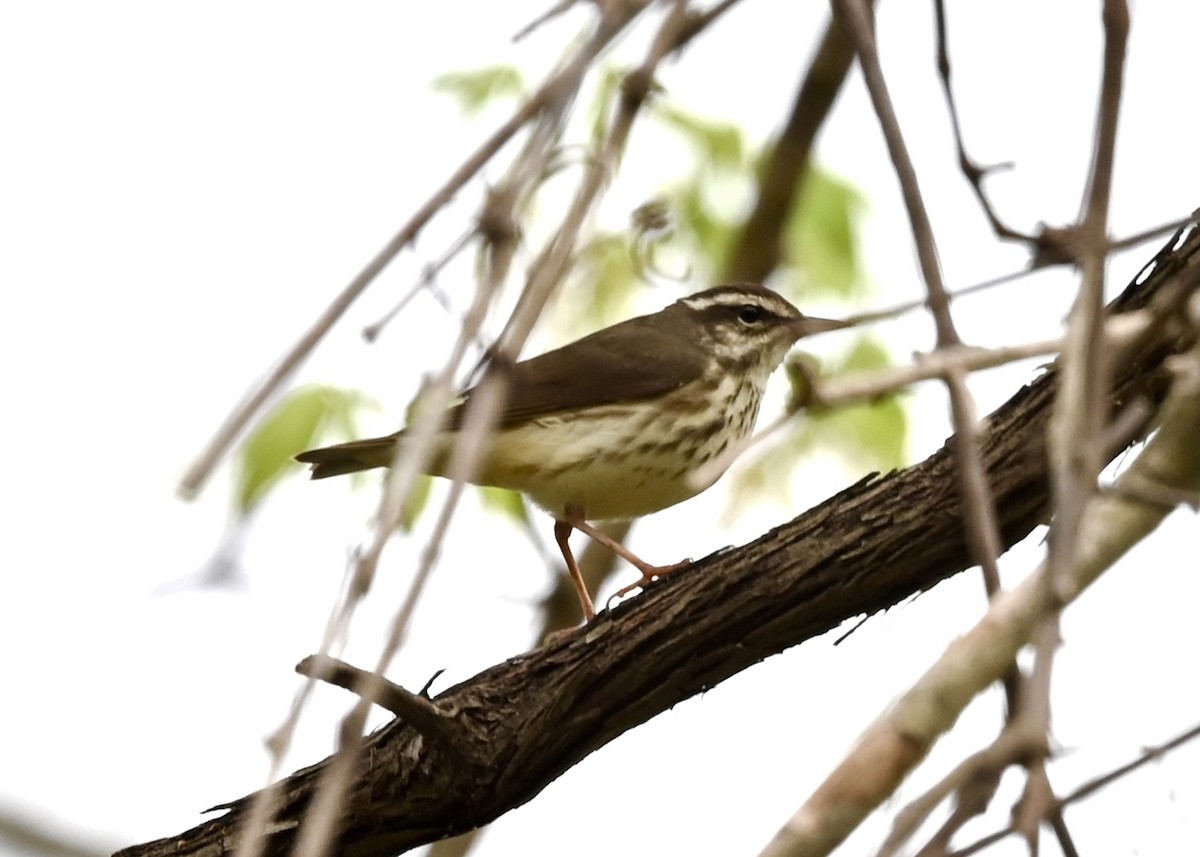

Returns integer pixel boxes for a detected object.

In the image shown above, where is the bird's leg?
[608,556,691,601]
[564,511,692,603]
[553,520,596,621]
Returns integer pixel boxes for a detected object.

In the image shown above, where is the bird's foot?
[609,558,692,604]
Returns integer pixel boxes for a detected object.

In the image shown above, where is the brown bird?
[296,284,847,619]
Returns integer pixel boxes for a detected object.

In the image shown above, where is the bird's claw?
[606,558,693,608]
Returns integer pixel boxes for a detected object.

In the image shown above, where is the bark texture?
[118,222,1200,857]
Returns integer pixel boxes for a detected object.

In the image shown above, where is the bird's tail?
[295,434,400,479]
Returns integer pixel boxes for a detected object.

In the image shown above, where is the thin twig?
[291,138,542,857]
[832,0,1006,614]
[848,214,1190,327]
[512,0,580,42]
[290,7,736,857]
[950,720,1200,857]
[360,228,478,343]
[756,336,1200,857]
[283,92,568,857]
[879,725,1039,857]
[932,0,1028,242]
[490,0,711,364]
[226,12,656,857]
[1047,0,1129,601]
[1006,617,1064,853]
[687,310,1153,492]
[295,655,462,757]
[177,5,649,500]
[883,614,1062,857]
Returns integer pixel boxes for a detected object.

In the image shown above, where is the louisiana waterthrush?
[296,284,847,620]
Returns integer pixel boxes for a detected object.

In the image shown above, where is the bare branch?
[724,6,862,282]
[512,0,580,42]
[950,721,1200,857]
[0,806,113,857]
[688,310,1154,493]
[360,228,478,343]
[755,318,1199,857]
[176,4,652,499]
[296,656,463,758]
[879,724,1041,857]
[117,218,1200,857]
[932,0,1029,242]
[849,213,1191,327]
[284,7,758,856]
[1048,0,1130,601]
[823,0,1006,606]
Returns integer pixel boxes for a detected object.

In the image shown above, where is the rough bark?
[118,220,1199,857]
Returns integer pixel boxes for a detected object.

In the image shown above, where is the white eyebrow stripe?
[682,292,777,313]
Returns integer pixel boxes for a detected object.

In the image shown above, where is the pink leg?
[554,520,596,621]
[564,509,692,602]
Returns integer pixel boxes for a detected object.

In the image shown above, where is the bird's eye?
[737,304,764,324]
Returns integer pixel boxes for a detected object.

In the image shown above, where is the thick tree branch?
[118,221,1200,857]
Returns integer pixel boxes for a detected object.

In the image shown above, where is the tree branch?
[758,282,1199,857]
[723,6,862,283]
[118,220,1200,857]
[947,720,1200,857]
[176,3,653,499]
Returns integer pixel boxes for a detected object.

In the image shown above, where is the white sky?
[2,2,1197,856]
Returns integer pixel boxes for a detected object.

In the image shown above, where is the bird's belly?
[463,385,760,520]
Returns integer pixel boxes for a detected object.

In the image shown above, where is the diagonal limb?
[553,520,596,621]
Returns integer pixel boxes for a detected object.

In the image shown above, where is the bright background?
[2,3,1197,856]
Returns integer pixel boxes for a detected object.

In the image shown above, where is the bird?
[296,284,847,620]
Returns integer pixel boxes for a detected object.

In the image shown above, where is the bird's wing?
[444,315,708,430]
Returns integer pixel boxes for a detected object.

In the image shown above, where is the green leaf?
[808,396,908,473]
[782,166,866,300]
[478,485,529,527]
[570,232,638,330]
[807,335,909,472]
[397,474,434,533]
[235,384,363,514]
[837,335,892,373]
[652,103,745,172]
[725,336,909,512]
[673,182,737,281]
[586,66,623,148]
[784,352,823,412]
[431,65,523,116]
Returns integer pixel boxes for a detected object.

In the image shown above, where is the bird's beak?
[793,314,851,337]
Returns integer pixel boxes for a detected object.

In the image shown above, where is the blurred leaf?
[404,383,466,426]
[571,232,639,330]
[586,66,623,148]
[726,336,908,513]
[804,335,909,472]
[652,103,745,172]
[478,485,529,527]
[236,384,364,514]
[784,352,823,412]
[837,335,891,372]
[726,423,814,510]
[431,65,524,116]
[397,474,434,533]
[782,166,866,299]
[809,396,908,473]
[674,182,736,282]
